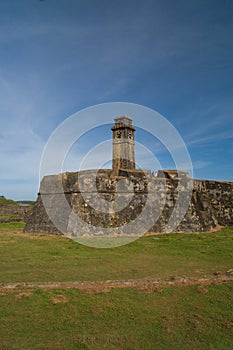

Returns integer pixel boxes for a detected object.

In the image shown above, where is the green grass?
[0,222,25,231]
[0,223,232,283]
[0,215,21,219]
[0,197,18,206]
[0,284,232,349]
[0,223,232,349]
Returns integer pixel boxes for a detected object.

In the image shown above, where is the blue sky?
[0,0,232,200]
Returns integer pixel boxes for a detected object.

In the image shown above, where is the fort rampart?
[24,169,233,235]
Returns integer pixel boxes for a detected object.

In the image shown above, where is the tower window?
[128,132,132,139]
[117,131,121,138]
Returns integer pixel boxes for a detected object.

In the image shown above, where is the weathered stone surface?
[24,169,233,235]
[193,180,233,227]
[0,204,33,223]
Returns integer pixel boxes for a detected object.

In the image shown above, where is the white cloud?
[192,160,211,170]
[186,130,233,148]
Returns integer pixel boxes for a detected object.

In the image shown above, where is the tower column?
[111,116,136,174]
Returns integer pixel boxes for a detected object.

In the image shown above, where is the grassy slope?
[0,223,232,350]
[0,197,17,206]
[0,223,232,283]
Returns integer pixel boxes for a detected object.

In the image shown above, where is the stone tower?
[111,116,136,174]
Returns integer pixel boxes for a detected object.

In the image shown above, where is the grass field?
[0,223,232,349]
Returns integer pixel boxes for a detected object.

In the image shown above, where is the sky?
[0,0,232,200]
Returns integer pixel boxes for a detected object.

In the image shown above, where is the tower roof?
[111,115,136,131]
[114,116,133,125]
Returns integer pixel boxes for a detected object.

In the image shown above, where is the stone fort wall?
[24,169,233,235]
[0,204,32,223]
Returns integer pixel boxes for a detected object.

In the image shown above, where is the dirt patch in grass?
[1,269,232,295]
[13,292,32,300]
[50,294,69,304]
[197,285,209,294]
